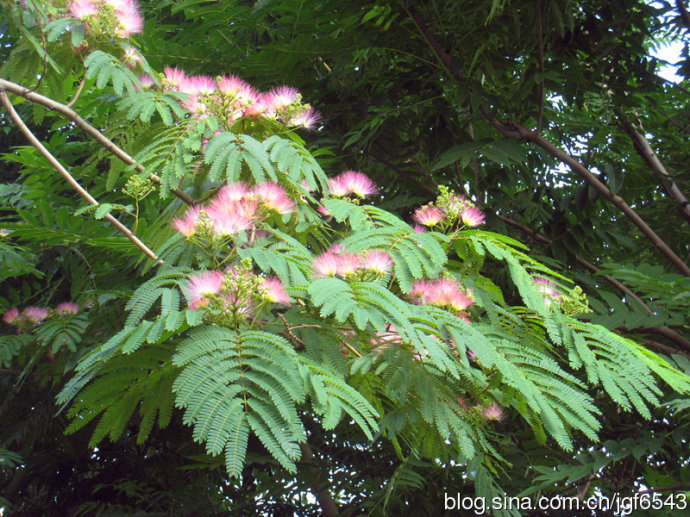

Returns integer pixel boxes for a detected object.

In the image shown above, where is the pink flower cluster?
[312,248,393,278]
[412,194,485,230]
[183,269,289,314]
[409,278,473,312]
[172,182,295,238]
[328,171,378,198]
[480,402,505,422]
[3,302,80,329]
[152,68,320,129]
[69,0,143,38]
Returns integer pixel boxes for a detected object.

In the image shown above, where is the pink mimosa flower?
[328,243,345,254]
[266,86,298,109]
[163,67,188,90]
[259,277,290,305]
[243,94,268,117]
[184,271,224,309]
[413,205,445,227]
[429,279,473,311]
[336,252,361,276]
[482,402,505,421]
[206,205,254,235]
[22,306,48,325]
[2,308,20,325]
[409,278,473,312]
[116,10,144,38]
[122,46,142,69]
[215,182,250,203]
[180,75,216,95]
[69,0,98,19]
[208,192,261,222]
[55,302,80,315]
[413,224,427,233]
[312,252,340,277]
[138,73,155,89]
[181,94,207,115]
[289,107,321,129]
[361,250,393,274]
[337,171,378,198]
[460,206,485,227]
[217,75,250,96]
[251,182,295,214]
[172,206,201,237]
[410,280,433,304]
[328,177,350,197]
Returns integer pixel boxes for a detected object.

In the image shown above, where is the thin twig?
[66,75,87,108]
[0,88,163,264]
[0,78,195,205]
[278,312,306,351]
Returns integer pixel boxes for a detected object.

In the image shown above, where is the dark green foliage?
[1,0,690,515]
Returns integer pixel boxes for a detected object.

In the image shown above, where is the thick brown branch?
[0,88,162,264]
[480,106,690,277]
[617,325,690,353]
[408,7,456,78]
[299,442,339,516]
[0,78,195,205]
[620,118,690,223]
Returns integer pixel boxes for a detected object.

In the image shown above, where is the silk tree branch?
[0,88,162,264]
[405,8,690,276]
[620,118,690,223]
[0,77,195,205]
[479,107,690,277]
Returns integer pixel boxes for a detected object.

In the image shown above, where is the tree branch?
[299,441,339,516]
[407,7,457,79]
[0,88,163,264]
[480,105,690,277]
[620,117,690,223]
[0,77,195,205]
[406,8,690,275]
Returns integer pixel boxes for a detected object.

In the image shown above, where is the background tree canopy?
[1,0,689,515]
